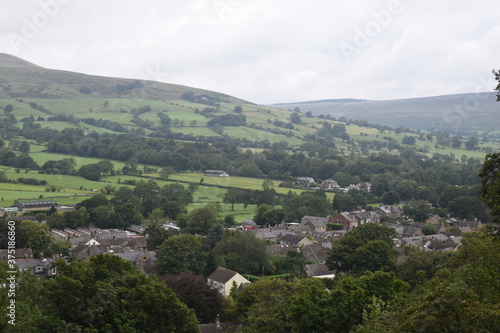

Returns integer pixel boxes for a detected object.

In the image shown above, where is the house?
[207,267,251,296]
[0,248,33,260]
[296,177,315,186]
[301,216,328,232]
[14,200,58,212]
[69,236,99,248]
[402,225,424,238]
[424,238,460,252]
[344,182,372,193]
[305,264,336,278]
[330,212,359,230]
[352,209,380,224]
[266,244,293,257]
[1,207,19,216]
[321,179,339,190]
[113,250,157,275]
[15,259,57,277]
[301,244,328,264]
[376,205,403,218]
[204,170,229,177]
[280,234,314,249]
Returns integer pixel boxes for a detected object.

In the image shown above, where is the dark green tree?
[160,272,224,324]
[156,234,206,275]
[327,223,397,274]
[223,188,243,211]
[402,200,433,222]
[479,152,500,222]
[28,254,199,332]
[332,193,355,212]
[448,196,488,221]
[381,191,401,205]
[185,205,218,235]
[212,230,268,275]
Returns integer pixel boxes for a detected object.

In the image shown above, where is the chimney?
[215,314,220,328]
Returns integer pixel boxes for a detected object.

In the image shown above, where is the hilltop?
[275,92,499,136]
[0,53,243,102]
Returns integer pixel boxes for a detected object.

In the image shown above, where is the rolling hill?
[0,53,244,102]
[274,92,500,136]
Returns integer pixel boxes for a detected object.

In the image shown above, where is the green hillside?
[274,93,500,136]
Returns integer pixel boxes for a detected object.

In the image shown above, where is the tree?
[451,135,462,148]
[19,141,30,153]
[63,207,90,229]
[4,104,13,114]
[29,254,199,332]
[233,105,243,113]
[46,212,67,229]
[79,194,109,210]
[113,202,143,228]
[479,152,500,222]
[397,250,453,288]
[402,135,416,145]
[448,196,488,221]
[327,223,397,274]
[212,230,268,275]
[290,112,302,124]
[89,205,114,229]
[381,191,400,205]
[160,272,224,324]
[223,188,243,211]
[332,193,355,212]
[15,220,51,256]
[494,69,500,101]
[285,193,330,222]
[77,163,102,181]
[253,204,286,227]
[185,205,218,235]
[402,200,433,222]
[160,201,185,220]
[465,136,479,150]
[395,179,418,201]
[159,166,175,179]
[156,234,206,275]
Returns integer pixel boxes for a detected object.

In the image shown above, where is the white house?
[207,267,251,296]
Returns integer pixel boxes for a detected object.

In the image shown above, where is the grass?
[170,173,335,201]
[187,202,256,223]
[28,152,127,169]
[170,127,221,137]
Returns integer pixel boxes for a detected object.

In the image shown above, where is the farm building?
[203,170,229,177]
[14,200,58,212]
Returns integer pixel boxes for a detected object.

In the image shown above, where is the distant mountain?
[0,53,244,102]
[275,93,499,135]
[274,98,367,105]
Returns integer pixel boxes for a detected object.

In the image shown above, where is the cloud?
[0,0,498,104]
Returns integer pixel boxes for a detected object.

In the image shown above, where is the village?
[1,193,482,298]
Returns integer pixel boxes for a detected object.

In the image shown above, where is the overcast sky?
[0,0,498,104]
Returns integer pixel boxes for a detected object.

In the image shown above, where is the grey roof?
[301,216,329,225]
[16,200,57,206]
[302,244,328,262]
[207,267,238,284]
[305,263,336,277]
[280,234,309,245]
[0,248,33,259]
[266,244,292,256]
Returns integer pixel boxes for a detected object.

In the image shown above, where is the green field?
[188,202,256,222]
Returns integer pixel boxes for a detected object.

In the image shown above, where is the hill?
[0,53,243,102]
[274,93,500,136]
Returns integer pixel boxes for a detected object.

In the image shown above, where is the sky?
[0,0,498,104]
